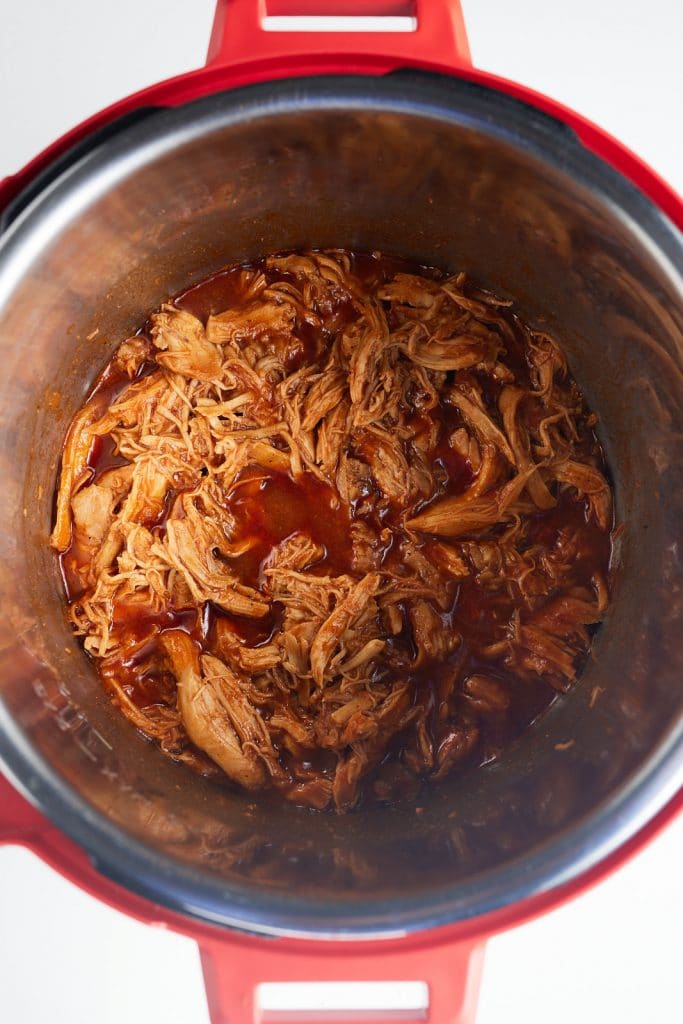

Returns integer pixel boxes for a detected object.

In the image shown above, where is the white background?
[1,1,681,1022]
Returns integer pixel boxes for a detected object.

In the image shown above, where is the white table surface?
[1,2,681,1022]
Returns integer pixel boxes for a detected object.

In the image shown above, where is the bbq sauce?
[225,467,352,585]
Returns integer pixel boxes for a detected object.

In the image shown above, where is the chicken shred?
[53,249,614,811]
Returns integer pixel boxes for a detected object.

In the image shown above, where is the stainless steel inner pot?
[0,74,681,938]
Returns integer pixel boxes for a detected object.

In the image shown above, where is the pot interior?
[0,76,680,936]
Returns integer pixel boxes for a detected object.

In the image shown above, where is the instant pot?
[0,2,681,1021]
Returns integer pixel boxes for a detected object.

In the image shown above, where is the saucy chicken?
[52,250,613,811]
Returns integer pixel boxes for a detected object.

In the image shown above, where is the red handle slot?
[206,0,471,72]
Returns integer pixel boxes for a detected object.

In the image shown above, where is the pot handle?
[206,0,472,72]
[199,933,485,1024]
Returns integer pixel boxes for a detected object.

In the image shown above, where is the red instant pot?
[0,3,681,1022]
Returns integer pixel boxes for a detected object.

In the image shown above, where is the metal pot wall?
[0,3,681,1021]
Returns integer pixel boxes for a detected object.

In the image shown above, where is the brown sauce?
[225,467,352,586]
[176,266,256,322]
[87,434,130,483]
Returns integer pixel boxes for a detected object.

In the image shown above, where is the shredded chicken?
[53,249,614,811]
